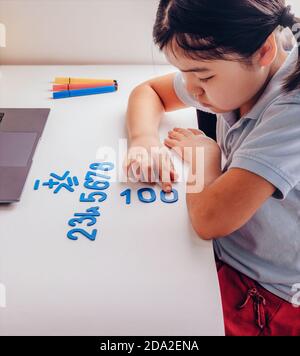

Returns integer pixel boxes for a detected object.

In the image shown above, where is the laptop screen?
[0,132,38,167]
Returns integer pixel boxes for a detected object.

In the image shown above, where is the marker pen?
[53,81,118,92]
[54,77,116,85]
[53,85,117,99]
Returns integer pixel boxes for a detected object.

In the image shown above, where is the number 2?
[67,228,97,241]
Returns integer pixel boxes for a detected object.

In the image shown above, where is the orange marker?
[53,81,118,92]
[54,77,116,85]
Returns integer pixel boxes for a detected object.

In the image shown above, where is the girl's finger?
[167,144,183,159]
[154,154,173,193]
[169,158,178,182]
[170,167,178,182]
[187,128,206,136]
[129,161,142,182]
[164,138,178,148]
[123,158,136,177]
[141,161,156,183]
[173,128,193,137]
[159,166,172,193]
[168,130,185,140]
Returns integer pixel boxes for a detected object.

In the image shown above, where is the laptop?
[0,108,50,203]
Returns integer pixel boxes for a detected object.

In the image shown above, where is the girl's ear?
[256,33,278,68]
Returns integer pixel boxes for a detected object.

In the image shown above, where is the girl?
[125,0,300,336]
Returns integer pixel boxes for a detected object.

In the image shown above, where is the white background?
[0,0,164,64]
[0,0,299,65]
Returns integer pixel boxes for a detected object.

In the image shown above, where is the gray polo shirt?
[174,45,300,303]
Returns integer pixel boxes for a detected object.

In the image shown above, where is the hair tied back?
[279,5,296,28]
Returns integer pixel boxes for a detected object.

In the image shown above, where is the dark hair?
[153,0,300,92]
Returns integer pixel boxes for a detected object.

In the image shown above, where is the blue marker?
[53,85,117,99]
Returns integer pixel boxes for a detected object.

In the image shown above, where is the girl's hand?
[123,135,178,192]
[164,128,221,166]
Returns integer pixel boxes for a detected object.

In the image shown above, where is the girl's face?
[164,44,271,115]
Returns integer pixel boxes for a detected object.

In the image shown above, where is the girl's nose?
[184,77,205,97]
[192,90,205,102]
[182,73,205,101]
[189,85,205,101]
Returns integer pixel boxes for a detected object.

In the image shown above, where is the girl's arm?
[187,167,276,240]
[164,128,276,240]
[125,73,188,192]
[126,72,188,140]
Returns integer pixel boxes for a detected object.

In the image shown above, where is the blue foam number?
[85,171,111,181]
[84,179,110,191]
[80,191,107,203]
[68,216,97,227]
[67,228,97,241]
[74,206,100,217]
[33,180,40,190]
[120,189,131,205]
[50,171,70,180]
[160,189,179,204]
[137,188,156,203]
[90,162,114,172]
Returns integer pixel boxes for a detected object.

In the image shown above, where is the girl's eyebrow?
[180,67,211,73]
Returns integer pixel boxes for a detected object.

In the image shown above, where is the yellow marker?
[54,77,116,85]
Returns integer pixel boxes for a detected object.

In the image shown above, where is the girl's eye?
[198,76,214,83]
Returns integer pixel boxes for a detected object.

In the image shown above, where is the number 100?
[120,188,178,205]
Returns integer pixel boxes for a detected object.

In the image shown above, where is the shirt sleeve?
[173,72,216,114]
[229,98,300,200]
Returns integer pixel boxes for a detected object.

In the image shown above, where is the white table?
[0,65,224,336]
